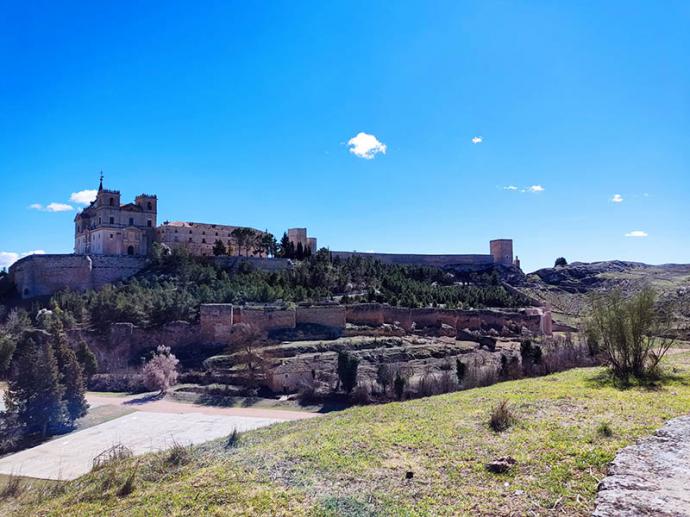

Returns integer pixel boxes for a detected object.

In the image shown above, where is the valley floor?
[3,353,690,516]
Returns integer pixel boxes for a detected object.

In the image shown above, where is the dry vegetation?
[2,352,690,516]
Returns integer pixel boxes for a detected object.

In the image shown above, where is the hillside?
[517,261,690,334]
[4,353,690,516]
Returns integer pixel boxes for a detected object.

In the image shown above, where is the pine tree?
[212,239,227,256]
[5,331,66,438]
[76,339,98,380]
[278,232,292,258]
[296,242,304,260]
[50,321,88,425]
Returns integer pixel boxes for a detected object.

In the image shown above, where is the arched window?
[147,201,152,210]
[109,198,114,206]
[127,245,134,255]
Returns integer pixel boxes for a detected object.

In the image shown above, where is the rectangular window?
[109,217,114,224]
[110,234,113,238]
[129,217,134,226]
[189,237,192,242]
[147,220,152,227]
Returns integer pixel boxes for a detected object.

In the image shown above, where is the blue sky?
[1,1,688,272]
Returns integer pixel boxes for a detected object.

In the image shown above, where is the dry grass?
[4,353,690,516]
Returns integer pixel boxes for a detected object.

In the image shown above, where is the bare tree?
[586,287,675,383]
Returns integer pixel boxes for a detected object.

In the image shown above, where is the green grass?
[4,354,690,516]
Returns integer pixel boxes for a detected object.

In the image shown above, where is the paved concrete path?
[0,392,318,481]
[0,411,281,480]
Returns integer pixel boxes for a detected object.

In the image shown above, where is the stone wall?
[67,320,199,372]
[200,304,234,345]
[296,305,347,328]
[331,251,495,269]
[235,306,296,333]
[9,254,147,299]
[346,303,551,336]
[345,303,385,326]
[8,254,290,299]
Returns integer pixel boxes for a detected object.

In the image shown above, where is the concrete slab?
[0,411,281,480]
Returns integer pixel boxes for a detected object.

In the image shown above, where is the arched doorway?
[127,245,134,255]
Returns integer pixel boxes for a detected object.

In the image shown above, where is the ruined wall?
[295,305,347,328]
[345,303,385,326]
[346,303,551,336]
[236,306,296,333]
[200,304,234,345]
[67,320,199,372]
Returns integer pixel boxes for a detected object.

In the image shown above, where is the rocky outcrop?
[593,416,690,517]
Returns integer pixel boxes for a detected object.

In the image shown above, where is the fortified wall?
[8,254,291,299]
[9,254,147,299]
[198,303,552,345]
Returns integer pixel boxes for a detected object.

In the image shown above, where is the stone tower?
[489,239,514,267]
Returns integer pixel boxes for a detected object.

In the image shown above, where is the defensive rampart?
[9,254,147,299]
[331,251,495,269]
[198,302,552,343]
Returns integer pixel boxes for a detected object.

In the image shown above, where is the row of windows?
[94,217,152,227]
[164,229,229,237]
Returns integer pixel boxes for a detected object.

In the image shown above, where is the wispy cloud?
[347,132,387,159]
[0,250,46,268]
[471,136,483,144]
[503,184,545,193]
[29,202,74,212]
[70,189,98,205]
[625,230,648,238]
[611,194,623,203]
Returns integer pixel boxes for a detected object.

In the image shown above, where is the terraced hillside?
[3,353,690,516]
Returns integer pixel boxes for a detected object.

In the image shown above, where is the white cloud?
[70,189,98,205]
[45,202,73,212]
[29,202,74,212]
[503,185,518,191]
[347,132,387,159]
[611,194,623,203]
[527,185,544,193]
[0,252,18,268]
[503,184,544,193]
[0,250,45,269]
[625,230,648,238]
[471,136,483,144]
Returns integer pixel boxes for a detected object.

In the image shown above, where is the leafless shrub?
[225,428,240,449]
[92,443,134,471]
[489,400,516,432]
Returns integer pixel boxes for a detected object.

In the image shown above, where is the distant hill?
[513,260,690,336]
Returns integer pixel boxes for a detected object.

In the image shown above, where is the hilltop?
[516,261,690,335]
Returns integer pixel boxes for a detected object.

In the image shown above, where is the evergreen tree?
[278,232,293,258]
[212,239,227,256]
[75,339,98,381]
[5,331,66,438]
[336,351,359,393]
[296,242,305,260]
[50,321,88,424]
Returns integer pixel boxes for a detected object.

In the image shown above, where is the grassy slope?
[5,354,690,516]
